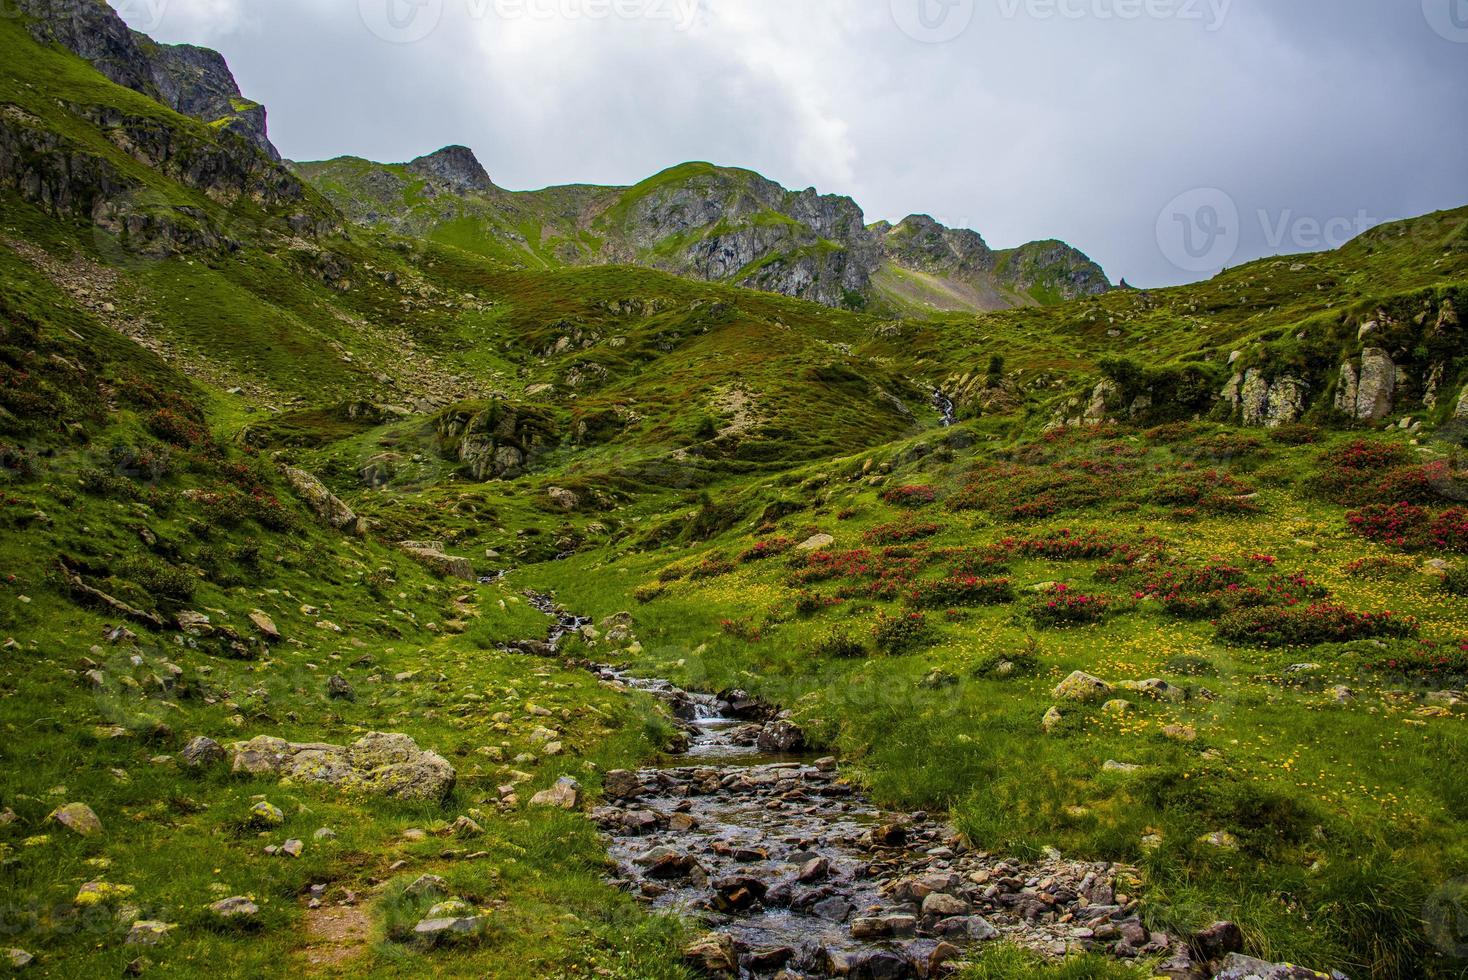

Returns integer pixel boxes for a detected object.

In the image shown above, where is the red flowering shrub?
[793,590,845,617]
[1027,584,1113,627]
[906,575,1015,609]
[1343,556,1416,580]
[881,484,937,507]
[739,537,795,562]
[1152,468,1256,512]
[146,408,212,450]
[1216,602,1416,647]
[1000,529,1130,561]
[873,611,933,654]
[689,555,735,579]
[1364,644,1468,682]
[720,618,761,642]
[863,518,940,545]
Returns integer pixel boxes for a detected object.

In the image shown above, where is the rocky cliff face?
[405,145,497,196]
[17,0,281,161]
[2,2,337,255]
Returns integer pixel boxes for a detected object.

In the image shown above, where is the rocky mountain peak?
[14,0,280,160]
[406,145,497,195]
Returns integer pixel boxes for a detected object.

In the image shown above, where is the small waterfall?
[932,388,957,427]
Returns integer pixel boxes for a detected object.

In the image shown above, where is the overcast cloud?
[110,0,1468,287]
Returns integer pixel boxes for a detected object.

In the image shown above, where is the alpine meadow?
[1,2,1467,979]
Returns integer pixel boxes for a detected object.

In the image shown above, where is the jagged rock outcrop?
[1354,348,1396,420]
[405,145,497,195]
[1457,384,1468,421]
[16,0,280,160]
[1223,369,1308,427]
[435,400,560,480]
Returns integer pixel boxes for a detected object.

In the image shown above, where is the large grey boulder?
[229,732,456,802]
[1354,348,1396,420]
[282,468,366,536]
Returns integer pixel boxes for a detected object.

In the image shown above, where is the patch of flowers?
[1347,503,1468,552]
[862,519,941,545]
[872,610,933,654]
[738,536,795,562]
[1216,602,1417,647]
[1026,583,1114,627]
[906,575,1015,609]
[880,484,937,508]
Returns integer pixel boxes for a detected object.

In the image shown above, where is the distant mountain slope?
[293,149,1113,314]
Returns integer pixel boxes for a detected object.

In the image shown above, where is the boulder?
[49,802,102,836]
[282,467,366,535]
[1457,383,1468,421]
[413,916,486,942]
[1212,953,1337,979]
[6,949,34,970]
[248,611,280,641]
[529,776,581,810]
[602,770,642,801]
[180,736,224,768]
[547,487,579,511]
[207,896,259,922]
[1354,348,1396,420]
[399,544,474,581]
[124,921,176,946]
[1042,706,1064,732]
[230,732,456,803]
[1333,361,1358,414]
[326,674,355,701]
[1053,670,1111,702]
[249,800,284,827]
[684,932,737,974]
[406,875,448,897]
[755,720,805,753]
[1192,920,1245,961]
[921,892,970,918]
[797,533,835,552]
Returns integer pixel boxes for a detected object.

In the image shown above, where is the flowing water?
[521,593,1185,978]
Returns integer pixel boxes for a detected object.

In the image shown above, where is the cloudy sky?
[112,0,1468,287]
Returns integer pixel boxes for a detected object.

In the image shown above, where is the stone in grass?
[413,915,486,942]
[6,948,34,969]
[405,874,448,898]
[180,736,224,768]
[1212,953,1341,979]
[1053,671,1112,702]
[125,921,176,946]
[528,776,581,810]
[74,881,135,907]
[326,674,355,701]
[1041,706,1064,733]
[280,839,304,858]
[207,896,259,922]
[425,900,474,919]
[49,803,102,836]
[249,801,284,828]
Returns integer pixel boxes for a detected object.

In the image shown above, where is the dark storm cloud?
[115,0,1468,287]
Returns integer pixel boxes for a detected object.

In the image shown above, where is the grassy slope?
[4,13,1468,980]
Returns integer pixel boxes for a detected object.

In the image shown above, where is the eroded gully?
[521,594,1198,979]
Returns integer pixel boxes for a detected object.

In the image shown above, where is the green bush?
[809,625,867,659]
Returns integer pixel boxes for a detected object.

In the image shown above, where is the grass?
[4,12,1468,977]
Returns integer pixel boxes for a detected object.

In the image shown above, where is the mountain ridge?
[293,147,1113,314]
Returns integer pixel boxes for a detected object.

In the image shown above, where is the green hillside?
[2,4,1468,980]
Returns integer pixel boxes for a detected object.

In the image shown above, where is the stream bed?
[523,594,1197,978]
